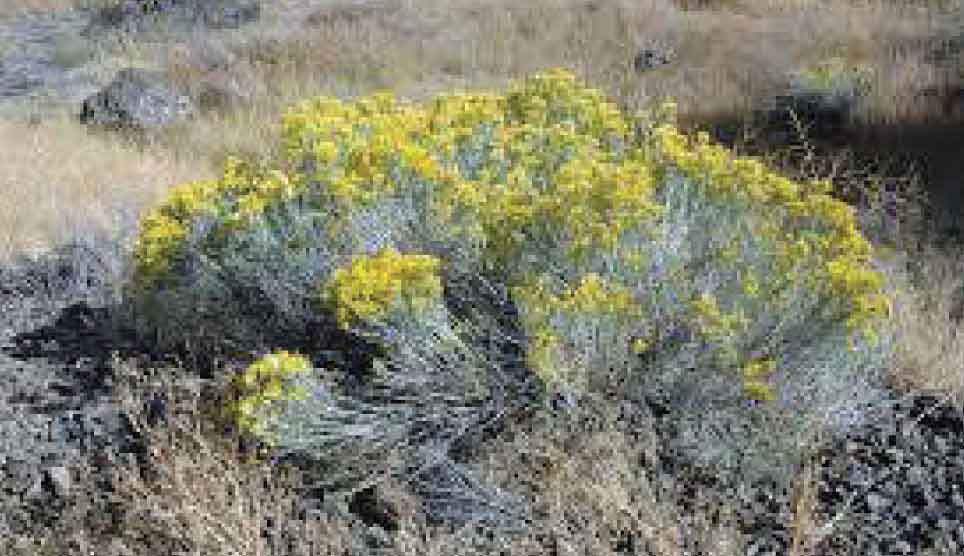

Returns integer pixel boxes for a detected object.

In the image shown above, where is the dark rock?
[0,236,171,365]
[0,238,115,300]
[198,1,261,29]
[89,0,261,35]
[143,392,168,429]
[619,380,964,556]
[304,1,398,28]
[0,239,183,539]
[0,397,155,537]
[807,392,964,556]
[97,0,181,26]
[79,67,195,131]
[348,484,401,531]
[2,299,164,397]
[633,45,675,73]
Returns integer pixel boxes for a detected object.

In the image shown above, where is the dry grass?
[1,1,964,555]
[472,398,744,556]
[0,114,214,267]
[9,0,957,219]
[886,244,964,408]
[131,0,964,168]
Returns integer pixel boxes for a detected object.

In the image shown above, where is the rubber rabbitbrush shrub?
[125,67,899,499]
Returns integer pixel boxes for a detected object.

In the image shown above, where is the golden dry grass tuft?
[0,114,214,266]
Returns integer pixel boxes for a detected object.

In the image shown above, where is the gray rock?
[90,0,261,35]
[0,241,169,539]
[806,391,964,556]
[633,45,675,73]
[79,67,195,130]
[0,7,97,103]
[25,465,71,500]
[0,397,150,537]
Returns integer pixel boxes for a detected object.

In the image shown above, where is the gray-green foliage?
[123,69,903,528]
[126,198,348,361]
[579,168,900,491]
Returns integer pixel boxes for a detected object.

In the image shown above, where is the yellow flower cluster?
[690,291,761,390]
[128,66,895,411]
[323,248,443,330]
[525,329,567,388]
[222,351,314,445]
[504,67,629,140]
[691,293,750,346]
[511,273,642,388]
[648,106,892,350]
[742,357,778,402]
[130,157,301,293]
[280,68,662,277]
[282,90,449,211]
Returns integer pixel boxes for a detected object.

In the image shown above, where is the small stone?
[41,465,71,499]
[79,67,195,131]
[89,0,261,34]
[866,492,890,512]
[348,484,401,532]
[633,46,674,73]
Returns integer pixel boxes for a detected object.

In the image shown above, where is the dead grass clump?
[885,244,964,409]
[467,396,749,556]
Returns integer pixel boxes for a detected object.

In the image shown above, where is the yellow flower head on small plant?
[631,336,651,355]
[224,351,314,445]
[742,357,778,402]
[323,248,443,330]
[128,159,305,294]
[558,273,642,318]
